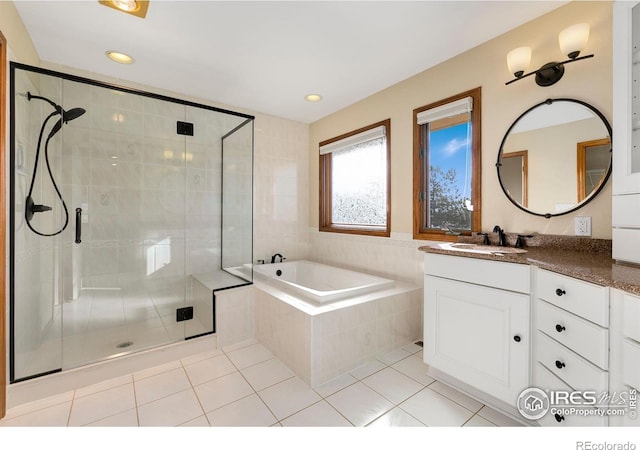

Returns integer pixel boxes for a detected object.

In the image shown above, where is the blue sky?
[429,122,471,199]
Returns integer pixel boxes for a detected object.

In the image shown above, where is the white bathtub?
[252,260,420,386]
[252,260,394,304]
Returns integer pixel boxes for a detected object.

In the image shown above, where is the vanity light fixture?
[305,94,323,102]
[106,50,134,64]
[506,23,593,87]
[99,0,149,18]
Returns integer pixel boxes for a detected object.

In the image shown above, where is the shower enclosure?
[10,63,254,382]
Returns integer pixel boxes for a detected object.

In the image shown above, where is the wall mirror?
[497,98,611,218]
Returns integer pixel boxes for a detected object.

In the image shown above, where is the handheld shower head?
[26,93,87,236]
[63,108,86,123]
[27,92,86,124]
[47,108,87,139]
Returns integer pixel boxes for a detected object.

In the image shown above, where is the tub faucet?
[271,253,285,263]
[493,225,507,246]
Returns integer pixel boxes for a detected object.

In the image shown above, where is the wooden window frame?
[319,119,391,237]
[413,87,481,241]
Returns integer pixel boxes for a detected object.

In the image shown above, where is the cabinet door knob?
[555,324,566,333]
[554,413,565,423]
[513,335,521,342]
[555,288,566,296]
[555,360,566,369]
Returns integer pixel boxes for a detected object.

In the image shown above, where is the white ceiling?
[13,0,566,123]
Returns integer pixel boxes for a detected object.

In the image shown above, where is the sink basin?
[436,242,527,255]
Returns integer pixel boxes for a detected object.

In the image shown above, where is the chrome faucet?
[270,253,285,263]
[493,225,507,246]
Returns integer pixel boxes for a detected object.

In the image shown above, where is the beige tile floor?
[0,339,523,427]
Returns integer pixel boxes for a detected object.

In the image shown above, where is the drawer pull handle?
[555,413,565,423]
[513,335,521,343]
[555,360,566,369]
[555,324,566,333]
[555,288,566,296]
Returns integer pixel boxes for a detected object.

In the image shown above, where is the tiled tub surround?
[254,275,422,387]
[308,229,426,289]
[212,285,255,349]
[420,234,640,295]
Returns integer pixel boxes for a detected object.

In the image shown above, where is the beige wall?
[309,1,613,239]
[0,1,39,65]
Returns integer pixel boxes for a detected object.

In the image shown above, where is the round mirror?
[497,98,611,218]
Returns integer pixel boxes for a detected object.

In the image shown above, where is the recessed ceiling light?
[106,51,134,64]
[99,0,149,19]
[305,94,323,102]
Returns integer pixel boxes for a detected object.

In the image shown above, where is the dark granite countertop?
[419,234,640,297]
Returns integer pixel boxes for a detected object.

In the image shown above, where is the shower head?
[27,91,86,124]
[47,108,87,139]
[63,108,86,123]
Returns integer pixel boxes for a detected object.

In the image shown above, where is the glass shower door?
[11,65,190,381]
[59,81,189,369]
[12,63,253,382]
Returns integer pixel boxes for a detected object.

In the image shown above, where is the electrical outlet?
[575,216,591,236]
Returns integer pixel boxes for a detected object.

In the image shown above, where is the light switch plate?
[575,216,591,236]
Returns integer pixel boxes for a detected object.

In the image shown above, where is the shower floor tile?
[1,339,524,428]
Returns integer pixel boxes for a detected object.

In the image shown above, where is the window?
[413,88,481,240]
[319,119,390,236]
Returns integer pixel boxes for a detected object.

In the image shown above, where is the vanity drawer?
[537,331,608,393]
[537,300,608,370]
[424,253,530,293]
[623,339,640,390]
[623,292,640,343]
[536,269,609,327]
[536,364,608,427]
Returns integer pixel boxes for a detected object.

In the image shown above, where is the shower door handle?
[75,208,82,244]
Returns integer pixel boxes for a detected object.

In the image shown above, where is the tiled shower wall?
[252,115,310,263]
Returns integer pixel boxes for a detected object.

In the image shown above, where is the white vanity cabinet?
[613,1,640,264]
[423,253,530,407]
[533,268,610,426]
[610,288,640,426]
